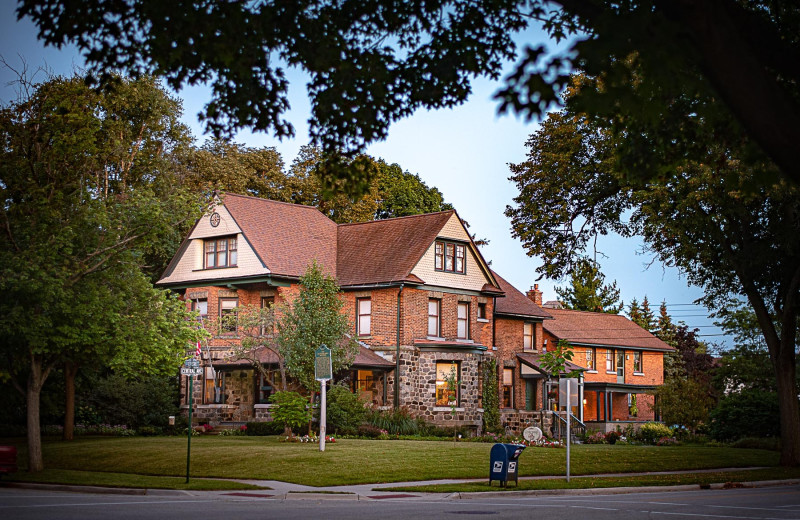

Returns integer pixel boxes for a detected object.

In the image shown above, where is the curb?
[1,481,195,496]
[453,479,800,499]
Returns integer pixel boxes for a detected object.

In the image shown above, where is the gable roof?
[492,271,552,320]
[222,193,338,278]
[543,308,674,351]
[336,211,452,286]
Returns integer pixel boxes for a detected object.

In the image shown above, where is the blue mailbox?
[489,443,526,487]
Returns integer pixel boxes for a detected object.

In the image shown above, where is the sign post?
[315,345,332,452]
[181,358,202,483]
[558,377,578,482]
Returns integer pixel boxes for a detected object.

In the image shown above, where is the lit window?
[523,322,533,350]
[457,302,469,339]
[428,299,441,337]
[220,297,238,333]
[434,240,465,274]
[435,362,459,406]
[502,368,514,408]
[357,298,371,337]
[586,348,596,371]
[205,236,237,268]
[633,351,642,373]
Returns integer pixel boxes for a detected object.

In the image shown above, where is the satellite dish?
[523,426,543,442]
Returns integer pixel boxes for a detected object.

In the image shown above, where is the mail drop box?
[489,443,525,486]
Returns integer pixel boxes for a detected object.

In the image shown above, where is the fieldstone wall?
[500,410,552,435]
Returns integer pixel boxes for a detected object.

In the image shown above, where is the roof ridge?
[548,308,627,317]
[337,209,455,227]
[220,192,321,211]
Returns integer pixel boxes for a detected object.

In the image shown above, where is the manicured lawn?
[2,436,780,488]
[5,469,266,491]
[384,467,800,493]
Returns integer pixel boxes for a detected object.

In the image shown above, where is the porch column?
[596,391,602,422]
[607,391,613,421]
[578,378,584,423]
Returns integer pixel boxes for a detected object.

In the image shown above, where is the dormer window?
[205,236,237,268]
[434,240,465,274]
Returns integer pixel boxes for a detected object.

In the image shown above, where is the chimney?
[526,284,543,306]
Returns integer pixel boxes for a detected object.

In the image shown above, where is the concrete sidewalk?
[4,468,798,501]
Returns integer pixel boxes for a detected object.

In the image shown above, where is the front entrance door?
[616,350,625,383]
[525,380,536,411]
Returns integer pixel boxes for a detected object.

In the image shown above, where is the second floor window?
[357,297,371,336]
[585,348,596,370]
[605,349,614,371]
[457,302,470,339]
[219,297,238,333]
[191,299,207,322]
[434,240,465,274]
[633,351,643,373]
[523,322,533,350]
[205,236,237,268]
[260,296,274,335]
[428,298,441,337]
[477,302,487,319]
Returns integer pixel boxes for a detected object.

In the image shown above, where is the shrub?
[366,407,423,435]
[605,431,620,444]
[325,383,368,435]
[269,391,312,435]
[357,424,385,438]
[637,422,673,444]
[137,425,162,436]
[84,373,180,429]
[709,390,780,442]
[245,420,283,436]
[656,436,680,446]
[585,431,606,444]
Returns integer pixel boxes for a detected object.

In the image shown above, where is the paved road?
[1,484,798,520]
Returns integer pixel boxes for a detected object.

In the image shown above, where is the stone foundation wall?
[500,410,552,435]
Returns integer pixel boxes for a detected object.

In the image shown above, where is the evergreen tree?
[640,296,656,332]
[627,298,643,328]
[555,258,623,314]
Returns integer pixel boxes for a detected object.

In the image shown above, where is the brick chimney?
[526,284,543,306]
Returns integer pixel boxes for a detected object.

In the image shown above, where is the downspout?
[394,283,404,408]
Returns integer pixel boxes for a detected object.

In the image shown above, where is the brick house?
[487,276,674,435]
[158,193,673,433]
[158,193,503,430]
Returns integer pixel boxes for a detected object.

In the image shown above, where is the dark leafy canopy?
[19,1,800,187]
[506,76,800,464]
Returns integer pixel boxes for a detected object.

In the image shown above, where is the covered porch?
[583,382,658,433]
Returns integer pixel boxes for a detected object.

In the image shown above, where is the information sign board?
[315,345,332,381]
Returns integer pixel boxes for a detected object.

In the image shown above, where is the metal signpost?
[558,377,579,482]
[180,358,202,483]
[315,345,332,452]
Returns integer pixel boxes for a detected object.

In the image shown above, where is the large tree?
[18,1,800,186]
[505,79,800,464]
[0,74,203,470]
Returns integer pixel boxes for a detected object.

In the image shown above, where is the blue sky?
[0,3,730,347]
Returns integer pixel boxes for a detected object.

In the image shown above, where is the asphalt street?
[1,484,798,520]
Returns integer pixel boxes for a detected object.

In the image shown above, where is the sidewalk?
[6,467,797,501]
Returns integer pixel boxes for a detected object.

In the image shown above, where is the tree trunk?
[775,343,800,466]
[63,361,78,441]
[26,356,50,472]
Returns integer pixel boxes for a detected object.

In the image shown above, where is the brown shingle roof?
[336,211,454,286]
[492,271,552,319]
[543,308,674,351]
[517,352,585,376]
[222,193,337,278]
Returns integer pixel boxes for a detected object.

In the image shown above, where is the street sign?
[181,367,203,376]
[315,345,332,381]
[185,358,200,368]
[558,378,579,407]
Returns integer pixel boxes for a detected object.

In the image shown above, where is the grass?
[0,436,783,488]
[382,467,800,493]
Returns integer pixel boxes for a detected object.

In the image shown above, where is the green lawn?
[2,436,781,488]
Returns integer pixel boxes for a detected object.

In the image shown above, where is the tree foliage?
[268,391,312,436]
[555,257,623,314]
[277,261,359,394]
[22,1,800,187]
[0,73,204,470]
[481,358,500,434]
[505,75,800,464]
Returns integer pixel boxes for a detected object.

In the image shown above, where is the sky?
[0,3,731,348]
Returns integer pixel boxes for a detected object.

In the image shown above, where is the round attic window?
[209,212,221,227]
